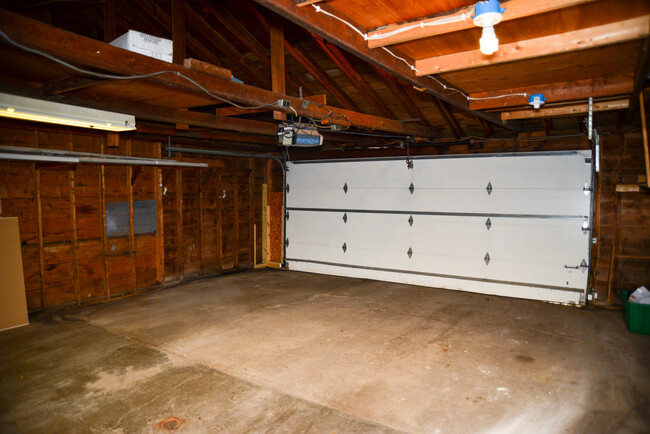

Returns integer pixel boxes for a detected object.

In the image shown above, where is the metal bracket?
[342,242,347,253]
[343,183,348,194]
[343,213,348,223]
[408,215,414,227]
[484,253,491,265]
[285,211,289,221]
[486,182,493,195]
[485,218,492,231]
[587,97,594,140]
[582,220,590,234]
[286,184,290,193]
[285,238,289,248]
[409,183,414,194]
[407,247,413,259]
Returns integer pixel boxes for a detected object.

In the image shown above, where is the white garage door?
[285,151,593,305]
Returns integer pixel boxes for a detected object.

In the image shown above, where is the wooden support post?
[640,92,650,185]
[270,16,286,121]
[172,0,186,65]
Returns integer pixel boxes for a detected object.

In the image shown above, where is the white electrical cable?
[312,5,369,40]
[311,4,533,103]
[368,14,469,40]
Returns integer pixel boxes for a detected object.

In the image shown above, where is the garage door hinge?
[343,183,348,194]
[285,211,289,221]
[564,259,588,272]
[342,242,347,253]
[285,238,289,248]
[286,184,290,193]
[486,182,493,195]
[407,247,413,258]
[343,213,348,223]
[409,183,414,194]
[485,218,492,231]
[582,221,590,234]
[408,215,414,227]
[484,253,491,265]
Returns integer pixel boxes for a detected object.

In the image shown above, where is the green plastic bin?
[621,290,650,335]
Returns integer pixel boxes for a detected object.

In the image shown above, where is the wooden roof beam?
[42,76,107,95]
[501,98,629,120]
[285,42,362,112]
[627,37,650,122]
[0,9,436,137]
[476,115,493,137]
[434,98,464,139]
[416,16,650,75]
[311,34,396,119]
[192,0,309,93]
[366,0,596,49]
[371,66,432,127]
[184,3,271,88]
[469,75,634,111]
[252,0,513,132]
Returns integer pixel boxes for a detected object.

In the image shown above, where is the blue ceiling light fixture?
[473,0,505,55]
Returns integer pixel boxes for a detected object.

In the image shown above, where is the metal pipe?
[0,145,208,167]
[165,145,288,268]
[0,153,79,163]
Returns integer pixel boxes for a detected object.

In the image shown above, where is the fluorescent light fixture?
[0,92,136,132]
[473,0,505,55]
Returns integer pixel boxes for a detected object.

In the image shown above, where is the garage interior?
[0,0,649,432]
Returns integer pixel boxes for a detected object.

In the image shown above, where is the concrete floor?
[1,270,649,433]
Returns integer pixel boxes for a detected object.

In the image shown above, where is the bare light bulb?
[480,24,499,55]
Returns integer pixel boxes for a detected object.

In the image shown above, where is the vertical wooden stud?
[640,92,650,184]
[262,183,268,264]
[68,134,80,306]
[270,16,286,121]
[100,138,110,300]
[172,0,186,65]
[34,164,45,309]
[126,140,136,295]
[199,165,205,276]
[216,172,223,272]
[103,0,117,43]
[155,143,165,285]
[249,159,255,265]
[176,168,184,280]
[234,172,240,269]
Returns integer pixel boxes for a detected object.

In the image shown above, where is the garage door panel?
[286,151,592,305]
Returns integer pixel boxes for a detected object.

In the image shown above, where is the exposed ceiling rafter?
[252,0,515,132]
[415,16,650,75]
[0,9,437,137]
[365,0,597,49]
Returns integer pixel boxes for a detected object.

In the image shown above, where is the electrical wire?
[0,28,281,111]
[367,14,469,40]
[311,4,533,103]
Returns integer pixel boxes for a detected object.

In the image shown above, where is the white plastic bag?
[629,286,650,305]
